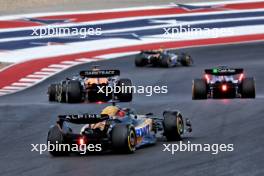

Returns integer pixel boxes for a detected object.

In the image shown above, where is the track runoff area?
[0,1,264,176]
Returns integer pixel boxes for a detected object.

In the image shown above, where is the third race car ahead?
[48,66,132,103]
[135,49,193,67]
[47,105,192,156]
[192,66,256,99]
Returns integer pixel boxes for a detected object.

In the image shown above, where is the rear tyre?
[180,54,193,66]
[112,124,136,153]
[56,84,67,103]
[87,83,99,102]
[66,81,82,103]
[241,78,256,98]
[163,111,184,141]
[116,79,133,102]
[135,55,147,67]
[192,79,207,100]
[48,84,57,101]
[47,125,69,156]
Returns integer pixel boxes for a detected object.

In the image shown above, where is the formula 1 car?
[192,66,256,99]
[135,49,193,67]
[48,67,132,103]
[47,105,192,156]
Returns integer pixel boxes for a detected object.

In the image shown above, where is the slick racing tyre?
[192,79,207,100]
[87,83,100,102]
[241,78,256,98]
[161,56,173,67]
[163,111,184,141]
[116,79,133,102]
[56,83,67,103]
[111,124,136,153]
[48,84,57,101]
[66,81,82,103]
[135,55,147,67]
[180,54,193,66]
[47,125,69,156]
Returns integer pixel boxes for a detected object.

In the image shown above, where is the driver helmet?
[101,106,126,118]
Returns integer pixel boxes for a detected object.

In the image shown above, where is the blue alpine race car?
[47,105,192,156]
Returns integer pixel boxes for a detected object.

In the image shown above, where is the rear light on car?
[204,74,210,82]
[239,74,244,81]
[78,137,86,145]
[222,84,227,92]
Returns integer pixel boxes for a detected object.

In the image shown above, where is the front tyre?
[111,124,136,153]
[241,78,256,98]
[163,111,184,141]
[161,56,172,68]
[180,54,193,66]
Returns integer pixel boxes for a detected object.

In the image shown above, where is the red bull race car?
[135,49,193,67]
[192,66,256,99]
[47,105,192,156]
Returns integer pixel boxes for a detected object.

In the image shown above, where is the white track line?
[41,68,61,72]
[48,64,71,69]
[12,82,33,86]
[0,89,14,93]
[61,61,84,65]
[2,86,24,90]
[76,58,99,62]
[27,74,48,78]
[19,78,41,82]
[34,71,54,75]
[99,52,139,59]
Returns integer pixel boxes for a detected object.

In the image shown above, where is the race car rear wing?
[205,68,243,75]
[57,114,109,124]
[141,50,160,54]
[80,70,120,78]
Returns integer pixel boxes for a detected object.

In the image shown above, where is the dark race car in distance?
[48,67,132,103]
[47,105,192,156]
[135,49,193,67]
[192,66,256,99]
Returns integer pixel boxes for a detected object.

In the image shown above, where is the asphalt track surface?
[0,42,264,176]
